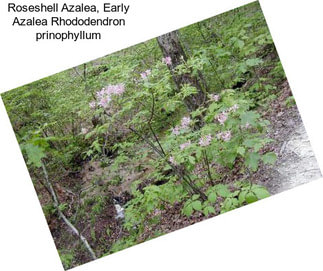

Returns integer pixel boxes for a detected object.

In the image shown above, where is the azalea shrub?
[78,51,276,242]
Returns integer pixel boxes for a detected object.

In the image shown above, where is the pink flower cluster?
[217,131,232,142]
[199,134,212,147]
[172,126,180,136]
[216,112,228,125]
[162,56,172,66]
[180,140,191,150]
[140,69,151,79]
[228,104,239,112]
[181,116,191,129]
[209,94,220,102]
[90,83,125,109]
[172,116,191,136]
[214,104,239,124]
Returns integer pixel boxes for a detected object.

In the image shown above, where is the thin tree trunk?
[157,30,207,112]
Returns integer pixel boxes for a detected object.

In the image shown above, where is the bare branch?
[41,162,97,260]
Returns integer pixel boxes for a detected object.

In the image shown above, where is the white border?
[1,0,322,270]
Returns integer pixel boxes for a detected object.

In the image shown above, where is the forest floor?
[252,80,322,194]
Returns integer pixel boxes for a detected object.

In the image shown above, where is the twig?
[148,92,166,155]
[41,162,97,260]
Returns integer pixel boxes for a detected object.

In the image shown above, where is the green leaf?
[58,203,67,212]
[203,206,216,216]
[92,140,101,153]
[188,156,196,165]
[192,194,200,201]
[223,198,232,211]
[180,84,198,98]
[254,143,263,152]
[208,192,217,203]
[262,152,277,165]
[245,152,261,171]
[183,204,193,217]
[196,149,202,160]
[238,191,247,204]
[163,164,172,171]
[237,146,245,156]
[245,192,258,203]
[225,152,237,165]
[235,39,245,49]
[238,63,248,73]
[191,108,206,118]
[240,111,259,126]
[246,58,263,67]
[215,184,231,198]
[21,143,46,168]
[243,139,259,148]
[252,187,270,199]
[192,200,202,211]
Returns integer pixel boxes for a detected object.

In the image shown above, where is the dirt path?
[255,81,322,194]
[262,120,321,194]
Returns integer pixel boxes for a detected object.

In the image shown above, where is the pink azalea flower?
[102,84,125,96]
[216,112,228,125]
[209,94,220,102]
[172,126,180,136]
[140,72,147,79]
[181,116,191,129]
[229,104,239,112]
[98,95,111,108]
[140,70,151,80]
[96,84,125,108]
[96,88,105,99]
[113,84,125,95]
[172,116,191,136]
[162,56,172,66]
[89,101,96,109]
[217,131,232,142]
[199,134,212,147]
[222,131,232,141]
[180,140,191,150]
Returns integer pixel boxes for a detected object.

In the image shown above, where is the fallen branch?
[41,162,97,260]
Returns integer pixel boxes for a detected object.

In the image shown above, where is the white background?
[0,0,322,270]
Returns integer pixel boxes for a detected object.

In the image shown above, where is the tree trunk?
[157,30,206,112]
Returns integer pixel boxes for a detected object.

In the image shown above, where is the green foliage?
[42,203,56,217]
[262,152,277,165]
[285,96,296,108]
[58,203,68,212]
[1,1,286,265]
[108,235,138,255]
[58,250,74,269]
[182,182,271,217]
[235,182,270,207]
[91,196,105,215]
[20,143,46,168]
